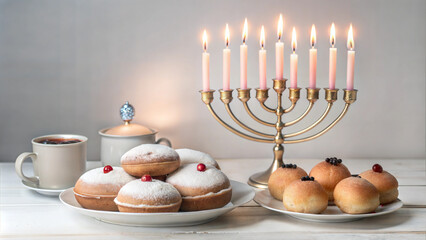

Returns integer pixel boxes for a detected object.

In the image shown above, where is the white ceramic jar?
[99,129,170,166]
[98,102,171,166]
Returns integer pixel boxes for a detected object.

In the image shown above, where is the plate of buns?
[254,158,403,222]
[59,145,255,227]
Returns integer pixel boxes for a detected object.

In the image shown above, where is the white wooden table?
[1,159,425,239]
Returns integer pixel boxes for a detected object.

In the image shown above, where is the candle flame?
[311,24,316,48]
[347,24,354,50]
[203,30,207,51]
[260,25,265,49]
[242,18,248,44]
[225,24,230,47]
[291,27,297,53]
[277,14,283,41]
[330,22,336,47]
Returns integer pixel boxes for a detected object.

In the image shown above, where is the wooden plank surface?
[0,159,425,239]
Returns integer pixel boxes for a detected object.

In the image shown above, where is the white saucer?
[60,180,255,227]
[22,180,67,197]
[254,189,403,223]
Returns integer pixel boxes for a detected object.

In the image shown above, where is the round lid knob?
[103,101,154,136]
[120,101,135,123]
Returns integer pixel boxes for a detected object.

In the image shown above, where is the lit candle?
[275,14,284,80]
[259,26,267,89]
[309,24,317,89]
[240,18,248,89]
[329,23,337,89]
[202,30,210,92]
[290,27,298,89]
[223,24,231,90]
[346,24,355,90]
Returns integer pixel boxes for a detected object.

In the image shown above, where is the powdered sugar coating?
[79,167,136,186]
[166,163,229,189]
[176,148,217,167]
[117,179,181,202]
[121,144,179,164]
[182,186,232,199]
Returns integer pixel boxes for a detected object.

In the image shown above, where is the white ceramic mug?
[99,129,171,166]
[15,134,87,189]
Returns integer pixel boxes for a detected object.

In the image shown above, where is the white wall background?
[0,0,424,162]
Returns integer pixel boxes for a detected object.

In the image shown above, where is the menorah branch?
[219,90,275,138]
[237,88,275,127]
[283,88,301,113]
[255,89,276,113]
[200,90,274,143]
[284,103,350,144]
[284,102,314,127]
[284,103,332,138]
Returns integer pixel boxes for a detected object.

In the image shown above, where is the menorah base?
[248,145,284,188]
[248,171,270,189]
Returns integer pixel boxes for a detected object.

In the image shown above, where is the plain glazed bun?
[74,166,136,211]
[333,176,380,214]
[166,163,232,211]
[268,164,307,201]
[359,166,399,204]
[309,158,351,201]
[114,178,182,213]
[283,176,328,214]
[176,148,220,169]
[121,144,180,177]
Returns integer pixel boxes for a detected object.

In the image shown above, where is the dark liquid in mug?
[37,138,82,145]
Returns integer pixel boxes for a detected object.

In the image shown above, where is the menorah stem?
[248,79,287,188]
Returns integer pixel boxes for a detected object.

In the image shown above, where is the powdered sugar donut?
[176,148,220,169]
[74,166,136,211]
[121,144,180,177]
[114,176,181,213]
[166,163,232,211]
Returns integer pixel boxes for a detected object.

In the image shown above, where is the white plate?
[22,180,67,197]
[60,180,254,227]
[254,189,403,223]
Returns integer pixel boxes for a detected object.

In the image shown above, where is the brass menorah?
[200,78,358,188]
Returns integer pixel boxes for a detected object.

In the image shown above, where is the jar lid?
[104,101,154,136]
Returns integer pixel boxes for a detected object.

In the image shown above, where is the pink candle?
[240,18,248,89]
[346,24,355,90]
[309,24,317,89]
[275,14,284,80]
[329,23,336,89]
[223,24,231,90]
[202,30,210,92]
[259,26,267,89]
[290,27,298,89]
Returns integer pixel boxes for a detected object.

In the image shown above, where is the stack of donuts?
[73,145,232,212]
[268,157,399,214]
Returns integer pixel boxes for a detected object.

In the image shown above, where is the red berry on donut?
[103,165,113,173]
[141,175,152,182]
[197,163,206,172]
[372,164,383,173]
